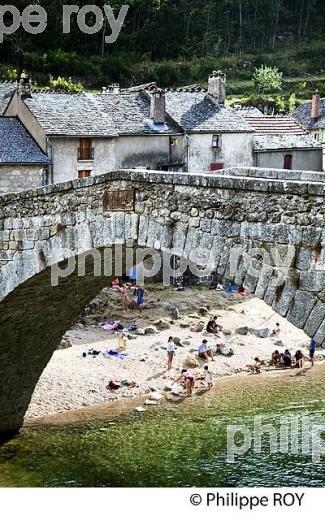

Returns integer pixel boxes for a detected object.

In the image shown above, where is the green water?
[0,367,324,488]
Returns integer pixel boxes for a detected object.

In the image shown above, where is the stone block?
[299,272,325,292]
[304,301,325,338]
[287,291,317,329]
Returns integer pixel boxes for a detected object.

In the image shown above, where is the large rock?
[157,319,170,330]
[250,328,270,339]
[145,326,158,335]
[236,326,249,336]
[185,356,199,368]
[198,307,209,316]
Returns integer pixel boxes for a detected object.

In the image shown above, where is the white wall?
[255,149,323,171]
[187,132,254,172]
[50,135,184,183]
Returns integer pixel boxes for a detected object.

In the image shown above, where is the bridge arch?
[0,168,325,434]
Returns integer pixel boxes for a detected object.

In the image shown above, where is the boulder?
[198,307,209,316]
[171,307,180,320]
[180,322,190,329]
[150,392,163,401]
[173,337,182,346]
[145,326,158,335]
[185,355,199,368]
[236,326,249,336]
[136,328,146,336]
[250,328,270,339]
[157,319,170,330]
[58,338,73,350]
[135,407,145,413]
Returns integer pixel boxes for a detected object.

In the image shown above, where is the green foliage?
[253,65,283,93]
[49,77,84,93]
[2,67,17,81]
[288,93,297,115]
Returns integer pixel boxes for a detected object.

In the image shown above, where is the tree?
[253,65,283,93]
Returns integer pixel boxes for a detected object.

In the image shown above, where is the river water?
[0,365,324,487]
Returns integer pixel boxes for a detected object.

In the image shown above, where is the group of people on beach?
[112,277,147,317]
[248,338,317,374]
[166,336,214,397]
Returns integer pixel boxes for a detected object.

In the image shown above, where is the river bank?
[26,286,320,421]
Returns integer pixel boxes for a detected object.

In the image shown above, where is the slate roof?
[0,82,15,115]
[254,134,322,151]
[233,106,264,117]
[23,91,179,137]
[165,91,254,133]
[0,117,50,164]
[246,116,307,135]
[293,98,325,129]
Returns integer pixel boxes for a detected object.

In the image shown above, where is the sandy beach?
[26,286,318,420]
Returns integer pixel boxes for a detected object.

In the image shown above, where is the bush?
[253,65,283,93]
[49,77,84,92]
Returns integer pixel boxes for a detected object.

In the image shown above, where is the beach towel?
[104,350,129,360]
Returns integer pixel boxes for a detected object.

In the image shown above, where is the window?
[212,135,222,149]
[211,163,224,171]
[78,138,94,160]
[78,170,92,179]
[284,154,293,170]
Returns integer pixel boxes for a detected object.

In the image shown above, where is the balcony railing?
[78,148,94,161]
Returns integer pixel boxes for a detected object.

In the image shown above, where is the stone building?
[5,80,184,184]
[165,72,255,172]
[293,91,325,170]
[0,117,51,193]
[245,115,322,171]
[1,73,324,192]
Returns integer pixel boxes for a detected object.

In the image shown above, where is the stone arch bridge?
[1,167,325,435]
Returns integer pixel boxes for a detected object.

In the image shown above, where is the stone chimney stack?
[17,72,32,98]
[150,89,166,123]
[311,90,320,120]
[208,70,226,104]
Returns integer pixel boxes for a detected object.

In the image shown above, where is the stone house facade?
[0,117,51,193]
[245,115,323,171]
[293,91,325,170]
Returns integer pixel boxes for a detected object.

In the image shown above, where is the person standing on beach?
[309,339,317,368]
[119,284,131,311]
[204,366,214,390]
[135,285,146,317]
[175,369,195,398]
[167,337,175,371]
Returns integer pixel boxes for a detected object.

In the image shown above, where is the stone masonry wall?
[0,168,325,433]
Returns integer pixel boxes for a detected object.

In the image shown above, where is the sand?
[26,286,313,420]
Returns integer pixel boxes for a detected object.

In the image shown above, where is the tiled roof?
[165,91,253,133]
[293,99,325,129]
[246,116,307,135]
[0,82,15,115]
[23,91,179,137]
[254,134,322,151]
[0,117,50,164]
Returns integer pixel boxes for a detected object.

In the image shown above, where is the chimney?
[150,89,166,123]
[311,90,320,120]
[208,70,226,104]
[17,71,32,98]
